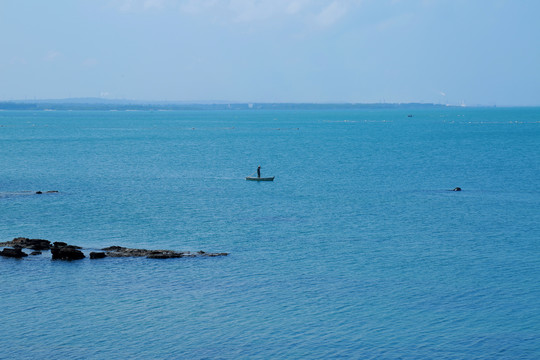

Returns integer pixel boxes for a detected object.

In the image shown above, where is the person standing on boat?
[257,166,261,178]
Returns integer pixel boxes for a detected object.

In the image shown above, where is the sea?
[1,106,539,359]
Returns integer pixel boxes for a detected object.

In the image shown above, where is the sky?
[1,0,539,105]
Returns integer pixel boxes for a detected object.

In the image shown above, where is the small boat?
[246,176,275,181]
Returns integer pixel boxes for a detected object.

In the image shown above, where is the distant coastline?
[0,99,455,111]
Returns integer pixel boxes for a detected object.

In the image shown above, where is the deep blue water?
[1,107,539,359]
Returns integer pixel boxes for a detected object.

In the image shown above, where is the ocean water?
[1,107,539,359]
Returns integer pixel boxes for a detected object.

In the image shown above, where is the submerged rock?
[0,247,28,258]
[146,253,183,259]
[102,246,228,259]
[206,253,229,257]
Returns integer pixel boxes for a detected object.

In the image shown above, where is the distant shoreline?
[0,100,474,111]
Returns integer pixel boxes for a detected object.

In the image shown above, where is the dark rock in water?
[29,241,50,250]
[0,238,81,252]
[101,246,177,258]
[1,237,228,261]
[102,246,228,259]
[52,241,82,250]
[30,251,42,255]
[0,237,52,250]
[51,246,85,260]
[452,187,462,191]
[0,247,28,258]
[35,191,43,194]
[102,246,124,252]
[90,252,106,259]
[146,253,183,259]
[206,253,229,257]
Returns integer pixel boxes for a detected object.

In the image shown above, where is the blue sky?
[1,0,539,105]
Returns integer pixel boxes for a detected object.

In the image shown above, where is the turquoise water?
[1,107,539,359]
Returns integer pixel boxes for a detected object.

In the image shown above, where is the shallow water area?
[1,107,539,359]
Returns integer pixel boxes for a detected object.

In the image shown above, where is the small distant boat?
[246,176,275,181]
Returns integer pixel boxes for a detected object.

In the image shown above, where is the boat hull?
[246,177,275,181]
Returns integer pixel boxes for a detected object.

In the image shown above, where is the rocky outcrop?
[0,237,53,250]
[1,237,228,261]
[102,246,183,258]
[102,246,228,259]
[51,245,85,260]
[146,252,184,259]
[0,247,28,258]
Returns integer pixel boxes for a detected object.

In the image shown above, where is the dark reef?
[0,237,228,261]
[102,246,228,259]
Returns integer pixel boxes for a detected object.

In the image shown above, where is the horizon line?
[0,98,518,107]
[0,97,538,108]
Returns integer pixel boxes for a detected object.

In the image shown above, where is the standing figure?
[257,166,261,178]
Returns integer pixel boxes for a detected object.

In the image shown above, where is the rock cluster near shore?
[0,237,228,261]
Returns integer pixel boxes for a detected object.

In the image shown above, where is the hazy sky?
[1,0,539,105]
